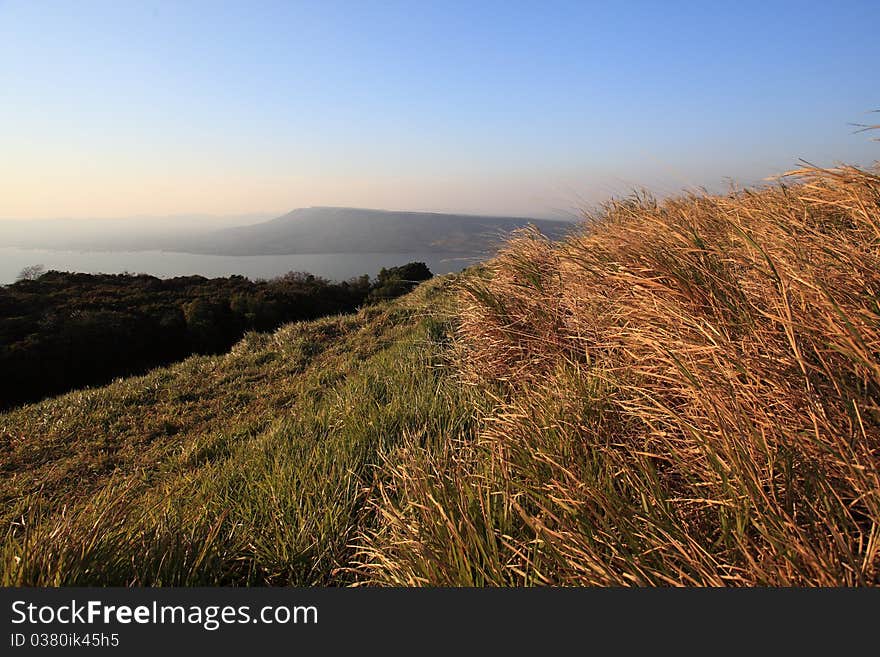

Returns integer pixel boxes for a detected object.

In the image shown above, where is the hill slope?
[1,274,476,585]
[2,165,879,586]
[171,206,572,255]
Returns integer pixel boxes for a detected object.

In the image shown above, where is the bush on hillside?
[367,262,433,303]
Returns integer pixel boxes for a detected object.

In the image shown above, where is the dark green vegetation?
[0,262,431,409]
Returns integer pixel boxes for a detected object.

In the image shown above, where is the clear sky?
[1,0,878,220]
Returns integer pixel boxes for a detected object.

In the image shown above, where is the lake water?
[0,247,483,285]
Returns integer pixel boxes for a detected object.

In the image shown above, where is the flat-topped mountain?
[170,206,572,255]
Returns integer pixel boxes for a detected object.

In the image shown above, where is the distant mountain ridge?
[168,206,573,256]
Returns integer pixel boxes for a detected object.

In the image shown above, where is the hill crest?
[170,206,572,256]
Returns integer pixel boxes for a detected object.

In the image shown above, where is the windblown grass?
[358,165,880,586]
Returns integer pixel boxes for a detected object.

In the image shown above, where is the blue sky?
[1,0,877,219]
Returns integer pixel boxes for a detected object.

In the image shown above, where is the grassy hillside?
[3,164,879,586]
[1,275,481,585]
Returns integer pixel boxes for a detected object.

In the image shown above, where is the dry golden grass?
[358,164,880,586]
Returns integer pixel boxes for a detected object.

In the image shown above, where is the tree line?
[0,262,432,409]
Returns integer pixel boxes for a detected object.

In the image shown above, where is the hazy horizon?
[1,1,878,222]
[0,205,564,223]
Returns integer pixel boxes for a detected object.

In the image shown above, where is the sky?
[1,0,878,221]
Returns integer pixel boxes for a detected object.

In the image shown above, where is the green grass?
[1,274,481,585]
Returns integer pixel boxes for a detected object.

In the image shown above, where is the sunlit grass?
[1,276,480,585]
[358,164,880,586]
